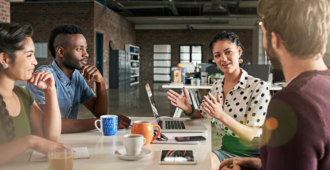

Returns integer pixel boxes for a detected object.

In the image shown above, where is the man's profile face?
[260,23,282,70]
[62,34,88,70]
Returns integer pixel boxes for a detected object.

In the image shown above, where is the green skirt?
[212,135,260,162]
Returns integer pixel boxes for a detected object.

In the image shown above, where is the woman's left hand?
[202,92,225,121]
[27,71,55,91]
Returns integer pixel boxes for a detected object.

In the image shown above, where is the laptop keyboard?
[159,120,186,129]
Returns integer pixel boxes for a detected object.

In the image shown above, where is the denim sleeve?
[79,75,96,104]
[25,83,45,105]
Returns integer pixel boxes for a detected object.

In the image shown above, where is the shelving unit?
[125,44,140,86]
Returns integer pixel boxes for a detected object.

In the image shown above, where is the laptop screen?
[145,83,160,120]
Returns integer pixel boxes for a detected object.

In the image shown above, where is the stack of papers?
[29,147,90,162]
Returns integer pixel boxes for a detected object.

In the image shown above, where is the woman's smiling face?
[212,40,242,75]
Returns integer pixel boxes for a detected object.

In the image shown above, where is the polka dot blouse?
[199,69,270,138]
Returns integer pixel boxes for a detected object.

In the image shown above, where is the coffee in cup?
[123,134,146,156]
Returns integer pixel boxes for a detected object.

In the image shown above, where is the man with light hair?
[220,0,330,169]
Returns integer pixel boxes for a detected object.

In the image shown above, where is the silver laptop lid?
[145,83,160,121]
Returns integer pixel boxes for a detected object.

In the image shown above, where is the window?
[34,43,48,58]
[179,45,202,66]
[153,44,171,83]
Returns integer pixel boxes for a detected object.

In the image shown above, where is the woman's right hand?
[27,71,56,92]
[28,135,67,154]
[166,87,192,113]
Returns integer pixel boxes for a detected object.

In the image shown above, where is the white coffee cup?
[123,134,146,156]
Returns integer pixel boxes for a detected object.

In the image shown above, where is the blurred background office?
[6,0,330,150]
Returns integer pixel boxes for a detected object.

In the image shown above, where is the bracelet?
[184,104,195,116]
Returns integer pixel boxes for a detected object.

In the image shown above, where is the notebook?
[29,147,90,162]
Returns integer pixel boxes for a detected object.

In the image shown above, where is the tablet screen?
[160,150,194,162]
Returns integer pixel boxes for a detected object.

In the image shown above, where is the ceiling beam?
[121,5,167,9]
[105,1,134,16]
[135,24,256,30]
[163,0,178,15]
[113,0,258,7]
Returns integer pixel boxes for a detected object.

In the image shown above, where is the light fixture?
[117,2,124,8]
[186,25,193,31]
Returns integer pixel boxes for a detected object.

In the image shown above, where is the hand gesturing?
[166,87,191,113]
[202,92,225,120]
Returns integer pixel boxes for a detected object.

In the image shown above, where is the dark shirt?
[260,69,330,170]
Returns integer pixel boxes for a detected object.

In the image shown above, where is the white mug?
[123,134,146,156]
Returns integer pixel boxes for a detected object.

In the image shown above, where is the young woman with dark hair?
[167,31,270,170]
[0,23,64,165]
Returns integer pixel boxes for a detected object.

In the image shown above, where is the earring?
[3,63,8,69]
[239,59,243,64]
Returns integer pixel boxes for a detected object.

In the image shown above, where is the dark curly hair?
[48,24,84,58]
[0,23,33,141]
[209,31,247,69]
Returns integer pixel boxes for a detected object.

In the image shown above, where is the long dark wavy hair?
[209,31,248,69]
[0,23,33,141]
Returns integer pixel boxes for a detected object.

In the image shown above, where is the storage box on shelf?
[125,44,140,86]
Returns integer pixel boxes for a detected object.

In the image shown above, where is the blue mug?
[95,115,118,136]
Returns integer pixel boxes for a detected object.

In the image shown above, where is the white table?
[162,84,283,91]
[1,117,211,170]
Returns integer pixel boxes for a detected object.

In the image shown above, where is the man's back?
[260,69,330,170]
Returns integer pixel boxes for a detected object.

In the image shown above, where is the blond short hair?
[257,0,330,59]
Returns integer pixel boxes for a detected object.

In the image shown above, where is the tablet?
[159,150,196,165]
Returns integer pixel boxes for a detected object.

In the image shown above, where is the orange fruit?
[177,63,183,68]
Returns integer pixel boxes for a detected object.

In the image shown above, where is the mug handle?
[151,124,161,142]
[142,137,146,145]
[94,119,102,134]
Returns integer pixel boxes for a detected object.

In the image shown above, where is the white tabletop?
[162,84,283,91]
[1,117,211,170]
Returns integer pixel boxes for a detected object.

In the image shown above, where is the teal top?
[0,86,34,144]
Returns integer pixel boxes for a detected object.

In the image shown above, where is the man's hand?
[81,65,104,83]
[118,115,131,129]
[220,157,262,170]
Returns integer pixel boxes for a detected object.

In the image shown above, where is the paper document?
[29,147,90,162]
[151,135,200,145]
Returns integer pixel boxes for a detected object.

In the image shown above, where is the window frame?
[153,44,172,83]
[179,44,203,66]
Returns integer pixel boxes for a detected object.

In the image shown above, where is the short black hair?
[209,31,245,59]
[48,24,84,58]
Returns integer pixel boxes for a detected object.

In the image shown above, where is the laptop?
[145,83,208,133]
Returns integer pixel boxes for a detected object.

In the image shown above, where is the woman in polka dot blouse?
[167,31,270,170]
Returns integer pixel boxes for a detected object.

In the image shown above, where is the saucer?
[115,148,151,161]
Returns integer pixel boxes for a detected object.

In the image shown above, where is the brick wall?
[94,2,136,89]
[11,2,136,90]
[0,0,10,23]
[136,29,253,82]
